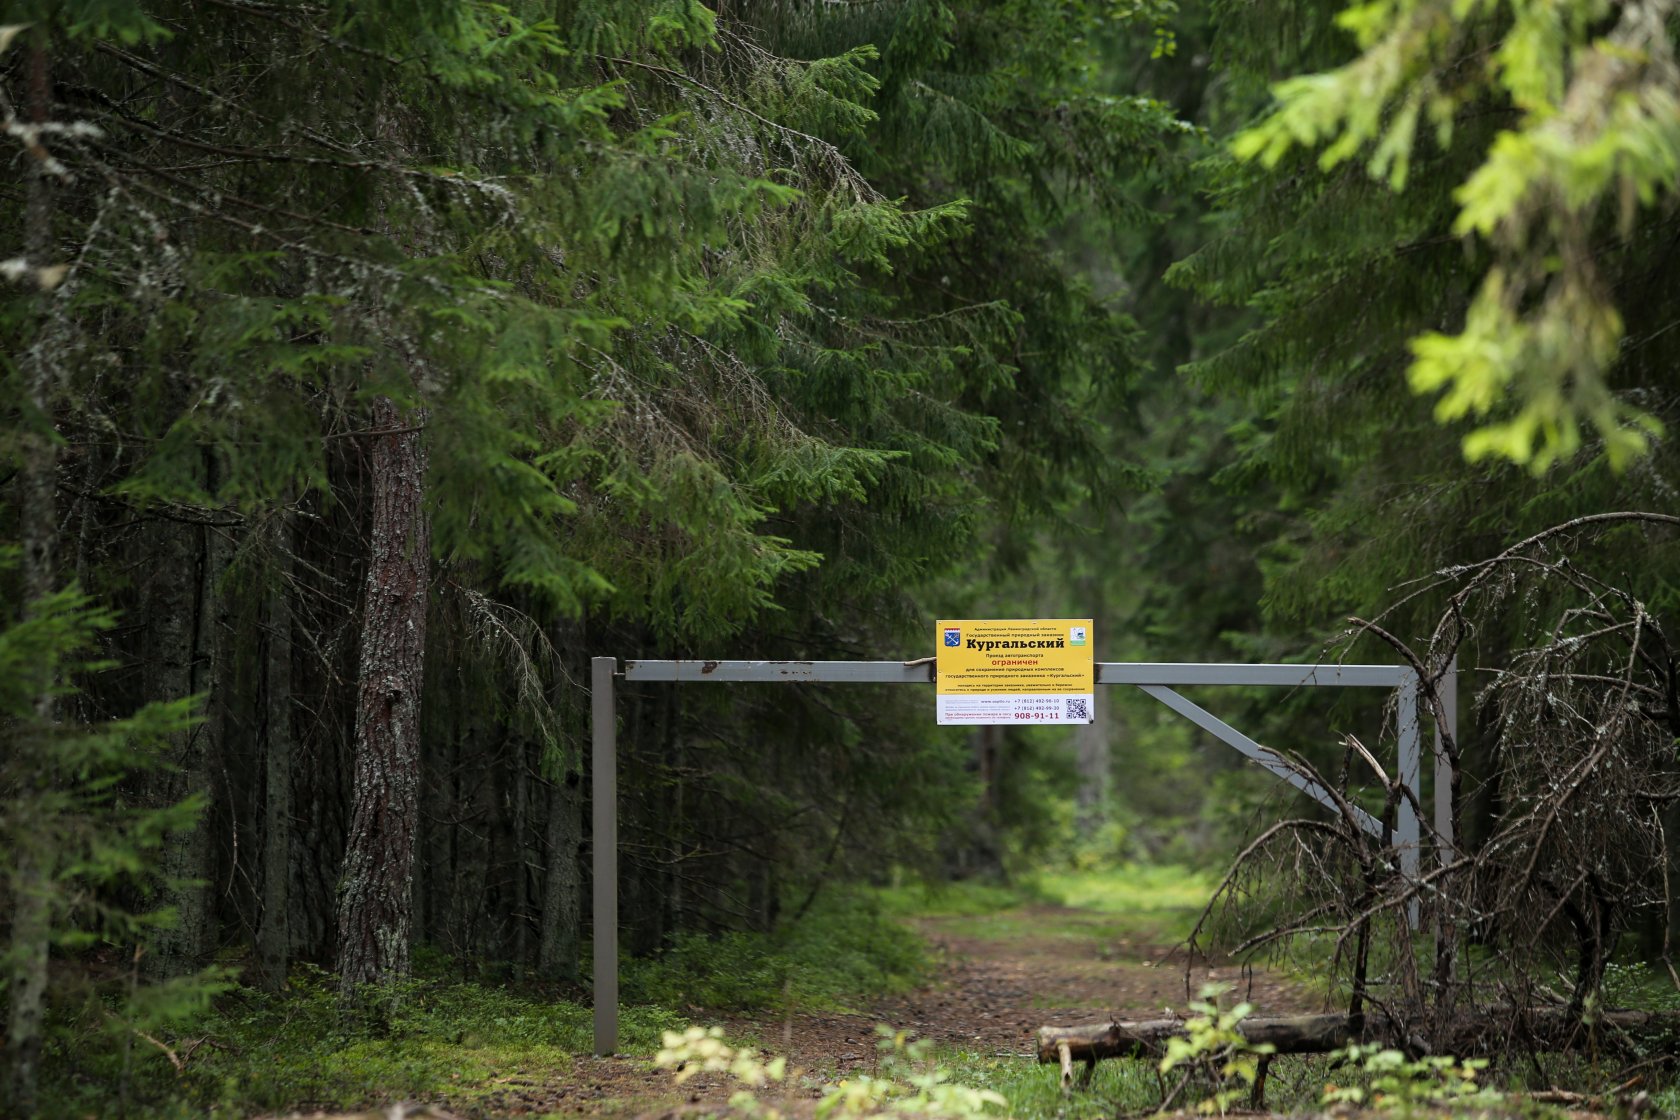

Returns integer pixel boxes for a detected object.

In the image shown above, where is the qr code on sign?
[1066,698,1091,721]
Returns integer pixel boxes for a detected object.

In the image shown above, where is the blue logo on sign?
[943,628,961,647]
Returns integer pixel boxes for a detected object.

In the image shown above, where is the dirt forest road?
[526,902,1314,1118]
[869,903,1308,1058]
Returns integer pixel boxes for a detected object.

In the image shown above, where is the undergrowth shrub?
[39,889,925,1116]
[1157,984,1274,1115]
[872,877,1039,918]
[1602,960,1680,1011]
[38,963,685,1119]
[1320,1044,1497,1110]
[656,1024,1006,1120]
[624,891,928,1012]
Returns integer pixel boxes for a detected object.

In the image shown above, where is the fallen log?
[1037,1008,1680,1067]
[1040,1013,1351,1066]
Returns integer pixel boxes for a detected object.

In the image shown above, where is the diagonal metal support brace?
[1137,685,1384,839]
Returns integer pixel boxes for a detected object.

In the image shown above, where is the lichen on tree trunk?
[337,394,430,1005]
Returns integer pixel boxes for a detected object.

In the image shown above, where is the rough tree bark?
[538,768,583,983]
[337,394,430,1004]
[5,37,59,1116]
[258,512,295,992]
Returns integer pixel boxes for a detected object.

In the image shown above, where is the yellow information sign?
[935,618,1094,725]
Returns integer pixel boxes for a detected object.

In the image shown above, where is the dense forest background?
[4,0,1680,1116]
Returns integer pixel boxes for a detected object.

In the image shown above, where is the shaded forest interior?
[5,1,1680,1117]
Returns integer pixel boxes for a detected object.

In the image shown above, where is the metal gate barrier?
[588,656,1457,1054]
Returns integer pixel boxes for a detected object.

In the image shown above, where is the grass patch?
[1035,864,1218,943]
[871,878,1042,918]
[871,865,1217,945]
[623,890,929,1013]
[910,908,1137,948]
[1036,863,1218,916]
[928,1043,1159,1120]
[39,963,687,1120]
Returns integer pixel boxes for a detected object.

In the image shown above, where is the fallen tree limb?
[1037,1009,1680,1065]
[1039,1013,1356,1066]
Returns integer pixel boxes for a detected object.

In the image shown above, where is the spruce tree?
[0,1,1191,1064]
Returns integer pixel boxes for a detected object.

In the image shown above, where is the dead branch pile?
[1040,513,1680,1069]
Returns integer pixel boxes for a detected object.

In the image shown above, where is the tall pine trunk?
[337,395,429,1003]
[5,38,58,1116]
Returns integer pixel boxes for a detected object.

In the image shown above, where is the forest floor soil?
[493,902,1315,1119]
[272,879,1630,1120]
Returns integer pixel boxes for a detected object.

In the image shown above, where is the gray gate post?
[1434,655,1457,863]
[1431,656,1459,971]
[1397,674,1421,928]
[591,656,618,1056]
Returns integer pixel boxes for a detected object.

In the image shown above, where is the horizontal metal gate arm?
[622,659,935,683]
[1138,685,1383,839]
[1100,663,1411,688]
[622,660,1411,687]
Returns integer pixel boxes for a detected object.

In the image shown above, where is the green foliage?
[1158,984,1275,1115]
[828,1027,1008,1120]
[654,1024,1008,1120]
[624,892,928,1013]
[928,1043,1162,1120]
[1037,864,1218,922]
[1602,960,1680,1013]
[35,891,933,1117]
[39,964,685,1119]
[659,1025,791,1118]
[14,0,1680,1113]
[1137,3,1680,914]
[876,866,1214,967]
[6,0,1108,648]
[0,575,229,1114]
[871,878,1041,920]
[3,9,1184,1096]
[1231,0,1680,470]
[1320,1043,1497,1110]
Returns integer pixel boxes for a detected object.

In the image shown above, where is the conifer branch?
[606,56,879,200]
